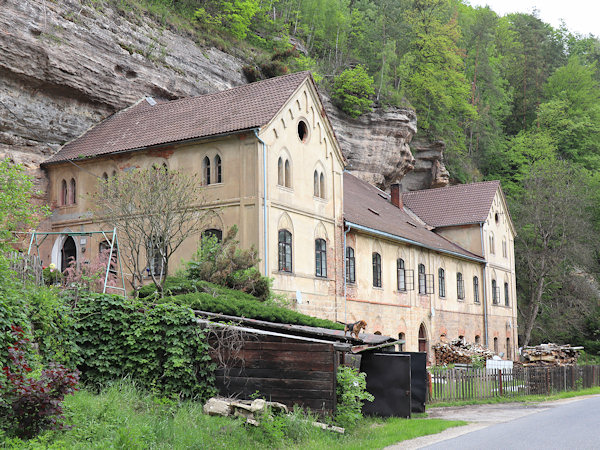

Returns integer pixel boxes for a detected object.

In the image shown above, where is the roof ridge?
[404,179,500,196]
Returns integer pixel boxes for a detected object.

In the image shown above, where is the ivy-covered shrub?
[73,293,216,399]
[186,226,271,301]
[163,289,344,330]
[332,65,375,118]
[335,366,374,428]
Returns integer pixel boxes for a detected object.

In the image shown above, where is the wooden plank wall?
[213,335,337,414]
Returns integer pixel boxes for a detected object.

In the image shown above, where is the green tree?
[331,65,375,117]
[0,160,48,251]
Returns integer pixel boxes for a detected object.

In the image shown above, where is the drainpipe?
[253,129,268,275]
[480,222,489,347]
[343,223,351,325]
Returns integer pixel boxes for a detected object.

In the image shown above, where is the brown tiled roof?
[44,71,312,164]
[343,173,484,261]
[402,181,500,228]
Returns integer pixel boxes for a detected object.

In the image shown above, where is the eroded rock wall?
[0,0,447,194]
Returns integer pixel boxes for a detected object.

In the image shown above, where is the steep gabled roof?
[44,71,312,164]
[402,181,501,228]
[343,173,484,261]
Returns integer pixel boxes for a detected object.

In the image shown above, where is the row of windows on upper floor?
[277,157,326,199]
[59,178,77,206]
[345,248,511,306]
[489,233,509,259]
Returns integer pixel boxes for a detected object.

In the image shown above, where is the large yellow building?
[40,72,517,361]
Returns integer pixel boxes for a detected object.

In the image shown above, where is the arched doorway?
[61,236,77,271]
[418,323,428,353]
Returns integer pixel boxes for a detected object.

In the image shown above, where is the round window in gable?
[297,120,309,143]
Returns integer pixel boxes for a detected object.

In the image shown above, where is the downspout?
[253,129,268,275]
[343,223,351,325]
[480,222,489,347]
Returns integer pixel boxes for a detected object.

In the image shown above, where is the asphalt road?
[387,395,600,450]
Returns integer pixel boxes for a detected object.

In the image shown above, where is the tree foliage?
[331,65,374,117]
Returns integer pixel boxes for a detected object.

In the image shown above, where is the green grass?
[1,382,465,449]
[429,386,600,408]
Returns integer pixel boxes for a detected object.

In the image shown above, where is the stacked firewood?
[521,343,582,366]
[433,338,495,365]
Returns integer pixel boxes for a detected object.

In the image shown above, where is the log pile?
[433,339,495,365]
[521,343,582,366]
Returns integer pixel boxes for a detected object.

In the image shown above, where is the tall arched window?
[418,324,428,353]
[473,276,480,303]
[493,337,499,354]
[278,157,284,185]
[69,178,76,204]
[278,229,292,272]
[457,272,465,299]
[102,172,108,182]
[346,247,355,283]
[489,233,495,254]
[203,156,211,185]
[313,170,320,197]
[214,155,222,183]
[492,279,498,304]
[61,179,68,206]
[202,228,223,243]
[506,338,512,359]
[319,172,325,198]
[418,264,426,294]
[284,159,291,187]
[398,332,405,351]
[504,282,510,306]
[397,258,406,291]
[315,238,327,278]
[438,268,446,297]
[372,252,382,288]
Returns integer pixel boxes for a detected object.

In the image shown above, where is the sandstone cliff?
[0,0,447,194]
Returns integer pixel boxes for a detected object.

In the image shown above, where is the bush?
[331,65,375,118]
[1,326,79,439]
[166,288,344,330]
[186,226,271,301]
[335,366,374,428]
[73,293,216,399]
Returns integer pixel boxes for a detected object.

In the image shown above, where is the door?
[61,236,76,271]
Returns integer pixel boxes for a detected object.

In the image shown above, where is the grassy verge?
[429,386,600,408]
[1,382,465,449]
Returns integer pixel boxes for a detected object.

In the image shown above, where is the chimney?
[391,183,403,209]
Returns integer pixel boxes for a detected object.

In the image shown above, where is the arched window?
[372,252,382,288]
[346,247,355,283]
[202,228,223,243]
[506,338,512,359]
[284,159,291,187]
[112,170,117,177]
[489,233,495,254]
[203,156,211,185]
[473,276,480,303]
[214,155,222,183]
[397,258,406,291]
[398,332,405,351]
[438,268,446,297]
[102,172,108,181]
[418,324,428,353]
[475,335,481,344]
[418,264,426,294]
[278,229,292,272]
[493,337,499,354]
[457,272,465,299]
[504,282,510,306]
[319,172,325,198]
[315,238,327,278]
[502,238,507,258]
[313,170,320,197]
[492,279,498,304]
[61,179,68,206]
[278,157,284,186]
[69,178,76,204]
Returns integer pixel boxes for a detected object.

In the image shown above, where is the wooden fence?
[429,365,600,402]
[6,252,43,285]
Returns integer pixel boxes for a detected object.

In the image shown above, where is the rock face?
[0,0,447,194]
[400,139,449,191]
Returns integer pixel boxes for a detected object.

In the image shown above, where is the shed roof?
[343,173,483,261]
[44,71,312,164]
[402,180,501,228]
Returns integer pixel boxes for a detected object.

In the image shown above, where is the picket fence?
[6,252,44,285]
[428,364,600,402]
